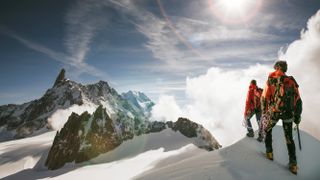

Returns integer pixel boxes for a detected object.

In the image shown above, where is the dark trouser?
[246,109,262,136]
[265,119,296,164]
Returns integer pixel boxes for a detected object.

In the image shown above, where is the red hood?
[268,70,285,78]
[249,84,257,90]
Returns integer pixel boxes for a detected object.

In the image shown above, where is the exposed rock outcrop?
[45,106,122,169]
[45,106,221,170]
[53,68,66,87]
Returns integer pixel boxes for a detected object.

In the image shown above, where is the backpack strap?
[288,76,299,88]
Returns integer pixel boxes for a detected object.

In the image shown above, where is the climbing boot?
[266,152,273,161]
[246,129,254,138]
[257,135,263,142]
[289,163,298,175]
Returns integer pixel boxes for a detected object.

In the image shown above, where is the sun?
[219,0,250,13]
[208,0,263,24]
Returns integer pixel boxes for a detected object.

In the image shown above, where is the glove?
[245,109,252,119]
[294,115,301,125]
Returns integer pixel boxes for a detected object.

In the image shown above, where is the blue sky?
[0,0,319,105]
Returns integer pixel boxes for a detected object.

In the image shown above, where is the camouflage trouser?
[246,109,261,135]
[265,117,296,164]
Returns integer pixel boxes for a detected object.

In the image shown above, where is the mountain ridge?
[0,69,154,141]
[45,105,221,170]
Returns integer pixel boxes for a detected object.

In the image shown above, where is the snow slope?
[1,126,319,180]
[0,131,56,178]
[0,129,206,179]
[137,126,320,180]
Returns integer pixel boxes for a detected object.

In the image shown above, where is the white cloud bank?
[152,65,269,146]
[152,10,320,146]
[279,10,320,139]
[151,95,182,122]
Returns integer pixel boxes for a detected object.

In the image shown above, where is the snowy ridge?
[45,108,221,170]
[1,126,319,179]
[137,126,320,180]
[0,70,154,142]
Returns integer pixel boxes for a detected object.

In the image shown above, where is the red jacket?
[261,70,301,113]
[244,83,262,118]
[261,70,283,113]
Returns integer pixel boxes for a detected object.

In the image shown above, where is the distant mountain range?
[0,69,221,171]
[0,69,154,141]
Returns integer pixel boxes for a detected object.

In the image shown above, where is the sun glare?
[209,0,263,24]
[220,0,250,13]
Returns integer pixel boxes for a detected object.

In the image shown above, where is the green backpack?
[261,75,302,138]
[270,75,297,116]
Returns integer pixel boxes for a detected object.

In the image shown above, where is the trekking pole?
[296,125,302,151]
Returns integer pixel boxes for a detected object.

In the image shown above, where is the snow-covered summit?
[121,90,155,117]
[0,69,154,142]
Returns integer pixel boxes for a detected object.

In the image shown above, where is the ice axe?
[294,125,302,151]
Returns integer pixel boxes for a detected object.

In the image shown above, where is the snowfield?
[0,126,319,180]
[137,126,320,180]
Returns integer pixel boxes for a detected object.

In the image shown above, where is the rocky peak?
[0,68,152,143]
[172,117,222,150]
[125,91,149,101]
[121,91,155,117]
[86,81,114,98]
[53,69,66,87]
[45,111,91,170]
[172,117,199,138]
[45,106,121,170]
[45,107,221,170]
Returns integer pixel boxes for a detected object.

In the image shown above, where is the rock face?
[172,118,198,138]
[0,69,154,142]
[53,68,66,87]
[45,106,121,169]
[45,112,87,170]
[172,118,221,150]
[45,107,221,170]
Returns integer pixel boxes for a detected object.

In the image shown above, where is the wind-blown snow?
[47,103,97,130]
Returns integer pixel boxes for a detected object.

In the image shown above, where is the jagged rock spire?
[53,69,66,87]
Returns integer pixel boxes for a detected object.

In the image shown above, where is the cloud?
[183,65,270,145]
[151,10,320,146]
[151,64,269,146]
[1,0,296,79]
[0,0,110,79]
[0,26,106,78]
[0,26,66,64]
[64,0,108,67]
[279,10,320,139]
[48,103,97,130]
[151,95,182,122]
[104,0,290,74]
